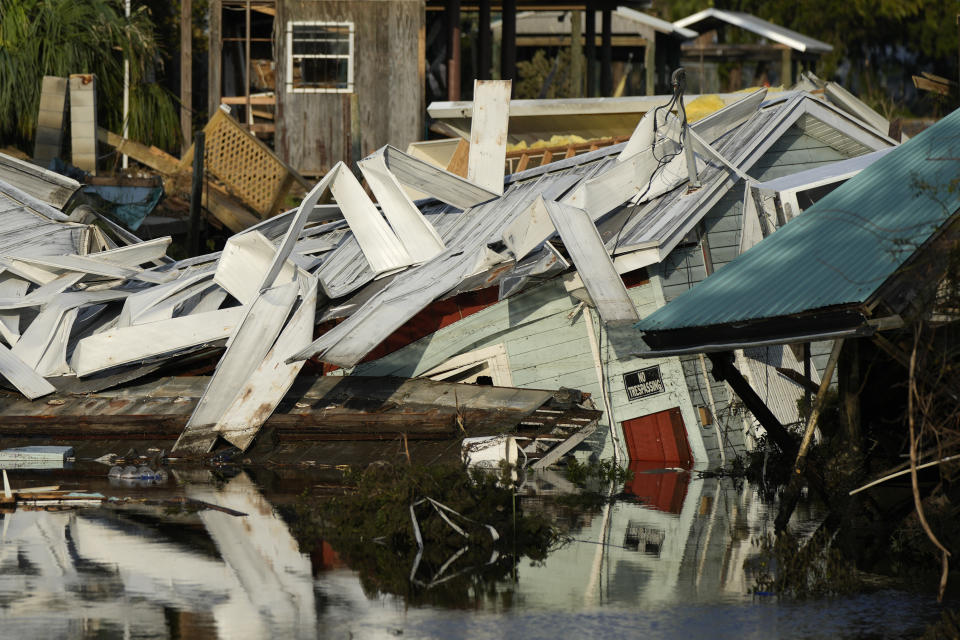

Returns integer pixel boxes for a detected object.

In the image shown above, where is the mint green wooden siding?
[356,278,710,465]
[747,126,850,182]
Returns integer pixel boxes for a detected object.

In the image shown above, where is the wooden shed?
[209,0,425,177]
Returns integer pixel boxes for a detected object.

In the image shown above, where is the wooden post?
[181,0,192,153]
[600,8,612,96]
[795,339,843,472]
[500,0,516,82]
[350,93,361,174]
[803,341,812,407]
[585,8,596,97]
[839,339,861,444]
[708,351,797,458]
[208,0,222,117]
[644,36,655,96]
[781,47,792,87]
[570,10,583,97]
[446,0,461,100]
[478,0,491,80]
[188,131,205,257]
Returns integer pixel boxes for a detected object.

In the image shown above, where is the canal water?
[0,463,942,639]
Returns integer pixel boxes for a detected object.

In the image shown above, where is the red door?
[621,407,693,467]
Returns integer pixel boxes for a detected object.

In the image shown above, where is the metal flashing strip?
[544,200,639,325]
[327,162,413,275]
[358,151,445,263]
[634,325,874,358]
[381,145,499,210]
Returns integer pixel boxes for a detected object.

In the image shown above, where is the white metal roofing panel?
[674,8,833,53]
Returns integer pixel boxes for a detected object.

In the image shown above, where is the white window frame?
[420,343,513,387]
[286,20,355,94]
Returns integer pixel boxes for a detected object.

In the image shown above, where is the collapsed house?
[635,104,960,433]
[0,74,902,469]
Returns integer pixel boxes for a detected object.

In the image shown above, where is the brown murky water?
[0,462,941,639]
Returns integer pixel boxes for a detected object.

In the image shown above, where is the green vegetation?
[0,0,180,153]
[749,528,859,598]
[562,457,633,485]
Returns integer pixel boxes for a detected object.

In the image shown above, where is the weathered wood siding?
[275,0,424,175]
[653,122,870,454]
[355,278,711,465]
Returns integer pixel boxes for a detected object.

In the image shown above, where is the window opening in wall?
[287,21,354,93]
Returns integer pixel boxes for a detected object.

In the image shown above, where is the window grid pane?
[287,22,353,93]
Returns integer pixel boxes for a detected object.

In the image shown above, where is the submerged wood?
[0,375,600,467]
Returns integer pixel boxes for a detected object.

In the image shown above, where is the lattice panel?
[179,110,291,218]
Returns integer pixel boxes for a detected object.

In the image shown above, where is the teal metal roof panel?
[637,107,960,332]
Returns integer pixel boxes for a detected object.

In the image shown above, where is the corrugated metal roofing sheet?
[674,8,833,53]
[637,107,960,332]
[753,147,894,193]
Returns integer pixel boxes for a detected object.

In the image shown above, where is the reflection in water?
[0,467,942,639]
[0,471,316,639]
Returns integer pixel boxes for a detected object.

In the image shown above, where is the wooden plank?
[71,307,243,377]
[445,138,470,177]
[358,152,445,263]
[545,200,638,325]
[204,188,261,232]
[69,75,98,175]
[97,128,180,175]
[219,95,276,106]
[466,80,511,195]
[216,278,317,450]
[531,421,598,469]
[913,75,950,96]
[173,280,299,453]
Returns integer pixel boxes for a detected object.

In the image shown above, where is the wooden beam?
[220,95,276,105]
[97,128,180,175]
[515,35,647,47]
[478,0,492,79]
[585,9,596,96]
[501,0,516,81]
[708,351,797,458]
[600,8,612,96]
[447,0,462,100]
[569,11,583,97]
[781,47,792,87]
[644,37,655,96]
